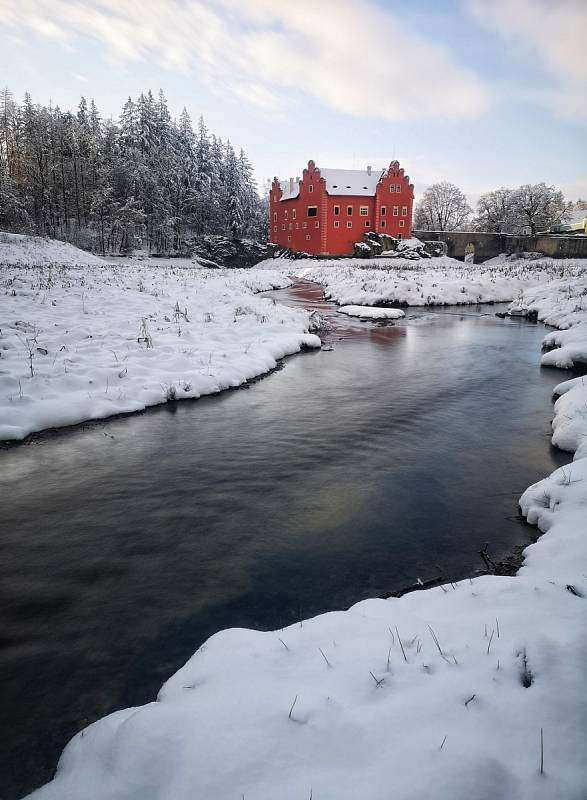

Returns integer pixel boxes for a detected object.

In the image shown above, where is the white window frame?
[308,184,313,193]
[281,224,285,230]
[273,225,277,232]
[287,235,292,242]
[307,206,318,217]
[347,221,352,228]
[393,206,399,216]
[399,220,405,228]
[364,220,371,227]
[381,220,386,228]
[334,205,340,216]
[314,221,319,229]
[380,205,386,216]
[306,234,311,240]
[402,206,408,217]
[359,206,369,216]
[302,221,307,229]
[292,209,296,220]
[273,212,277,222]
[347,205,353,216]
[334,220,340,228]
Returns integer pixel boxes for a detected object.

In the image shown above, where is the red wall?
[270,159,414,256]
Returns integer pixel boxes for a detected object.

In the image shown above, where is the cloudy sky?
[1,0,586,204]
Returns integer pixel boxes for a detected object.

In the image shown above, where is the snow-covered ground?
[0,234,319,441]
[255,255,587,308]
[20,240,587,798]
[338,305,405,319]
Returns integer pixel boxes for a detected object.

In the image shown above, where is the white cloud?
[0,0,492,120]
[466,0,587,122]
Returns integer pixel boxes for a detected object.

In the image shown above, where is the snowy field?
[0,234,319,441]
[3,234,587,798]
[256,255,587,308]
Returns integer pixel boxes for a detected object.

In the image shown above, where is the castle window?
[347,221,352,228]
[273,225,277,232]
[282,224,285,230]
[390,185,395,193]
[309,184,313,193]
[399,220,405,228]
[360,206,368,216]
[295,223,299,229]
[381,206,386,216]
[365,220,371,227]
[302,222,307,229]
[273,212,277,222]
[334,205,340,215]
[288,235,292,242]
[402,206,408,216]
[314,221,319,229]
[398,233,403,240]
[307,206,318,217]
[347,205,353,215]
[306,234,311,240]
[396,184,401,192]
[284,210,288,220]
[293,209,297,220]
[381,220,386,228]
[393,206,399,216]
[334,221,340,228]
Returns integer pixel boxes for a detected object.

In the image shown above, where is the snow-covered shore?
[24,253,587,798]
[256,255,587,308]
[0,236,320,441]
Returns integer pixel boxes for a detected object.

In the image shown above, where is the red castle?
[269,159,414,256]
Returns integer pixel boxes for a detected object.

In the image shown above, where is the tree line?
[0,88,268,254]
[414,181,581,234]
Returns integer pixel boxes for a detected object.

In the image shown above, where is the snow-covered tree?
[414,182,472,231]
[0,87,268,251]
[473,187,517,233]
[511,183,569,234]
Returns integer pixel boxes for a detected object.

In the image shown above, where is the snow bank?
[257,255,587,308]
[0,232,106,266]
[0,260,319,440]
[338,305,405,319]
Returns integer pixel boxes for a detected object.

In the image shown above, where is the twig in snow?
[386,647,392,672]
[388,627,395,645]
[288,695,298,720]
[487,629,495,655]
[540,727,544,775]
[395,626,408,662]
[496,617,500,638]
[278,638,289,651]
[369,671,385,688]
[464,694,476,709]
[318,648,331,668]
[439,735,447,751]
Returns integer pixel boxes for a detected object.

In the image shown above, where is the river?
[0,283,570,798]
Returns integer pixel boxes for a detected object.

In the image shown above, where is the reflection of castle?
[270,159,414,256]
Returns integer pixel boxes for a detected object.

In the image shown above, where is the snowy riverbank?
[256,254,587,308]
[0,235,320,441]
[25,260,587,797]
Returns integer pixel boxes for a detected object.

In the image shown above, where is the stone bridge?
[413,230,587,262]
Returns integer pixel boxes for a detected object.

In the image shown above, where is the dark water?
[0,284,571,798]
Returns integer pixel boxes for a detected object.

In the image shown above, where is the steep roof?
[278,166,386,201]
[319,167,384,196]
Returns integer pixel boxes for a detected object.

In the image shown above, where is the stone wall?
[413,230,587,262]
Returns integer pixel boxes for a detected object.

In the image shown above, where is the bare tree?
[414,182,472,231]
[473,187,517,232]
[512,183,569,234]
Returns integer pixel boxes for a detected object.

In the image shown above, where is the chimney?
[367,165,372,176]
[289,177,294,193]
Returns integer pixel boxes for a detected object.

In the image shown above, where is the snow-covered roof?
[278,167,385,201]
[319,168,384,196]
[279,181,300,201]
